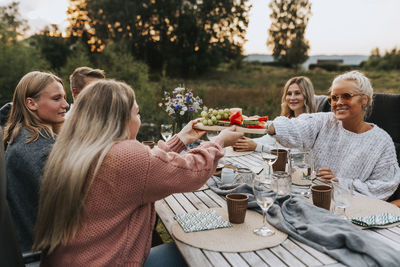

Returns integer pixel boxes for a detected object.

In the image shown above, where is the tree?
[28,25,71,70]
[267,0,311,68]
[361,47,400,70]
[0,1,28,44]
[0,2,50,106]
[67,0,251,76]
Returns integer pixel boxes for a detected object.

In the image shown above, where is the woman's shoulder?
[109,139,148,158]
[369,124,395,142]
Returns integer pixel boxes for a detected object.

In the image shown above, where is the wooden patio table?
[155,151,400,267]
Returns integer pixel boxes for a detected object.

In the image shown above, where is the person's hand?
[232,137,257,151]
[216,126,244,147]
[316,168,336,182]
[177,120,206,145]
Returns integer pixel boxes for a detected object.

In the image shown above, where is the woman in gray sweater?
[3,71,69,252]
[266,71,400,200]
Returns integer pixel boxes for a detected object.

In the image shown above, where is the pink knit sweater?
[41,135,224,266]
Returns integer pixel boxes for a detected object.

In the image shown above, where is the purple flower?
[189,106,195,111]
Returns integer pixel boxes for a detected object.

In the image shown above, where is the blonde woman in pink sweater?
[33,80,243,266]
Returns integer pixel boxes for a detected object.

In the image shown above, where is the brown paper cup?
[311,185,332,210]
[142,141,155,148]
[226,193,248,224]
[272,149,288,171]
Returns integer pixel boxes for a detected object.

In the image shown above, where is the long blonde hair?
[3,71,64,148]
[33,80,136,253]
[280,76,316,118]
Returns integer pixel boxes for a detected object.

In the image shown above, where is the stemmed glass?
[206,130,219,141]
[331,179,354,219]
[260,144,278,181]
[253,177,277,236]
[160,124,173,142]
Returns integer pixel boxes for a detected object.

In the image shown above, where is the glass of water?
[331,179,354,219]
[160,124,173,142]
[290,151,313,197]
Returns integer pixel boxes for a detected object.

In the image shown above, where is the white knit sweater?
[273,112,400,200]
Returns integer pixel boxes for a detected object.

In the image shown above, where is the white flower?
[180,110,185,115]
[175,87,185,92]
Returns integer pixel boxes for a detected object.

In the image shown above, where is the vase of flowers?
[159,87,203,134]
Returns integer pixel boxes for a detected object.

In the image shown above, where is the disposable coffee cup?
[226,193,248,224]
[311,185,332,210]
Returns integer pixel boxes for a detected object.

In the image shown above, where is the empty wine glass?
[331,179,354,219]
[253,177,277,236]
[160,124,172,142]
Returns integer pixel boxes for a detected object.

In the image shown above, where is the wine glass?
[260,144,278,181]
[331,179,354,219]
[160,124,172,142]
[252,177,277,236]
[206,130,219,141]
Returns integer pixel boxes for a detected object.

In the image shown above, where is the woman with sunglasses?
[266,71,399,200]
[233,76,316,152]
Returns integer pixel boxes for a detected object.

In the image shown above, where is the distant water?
[244,54,369,69]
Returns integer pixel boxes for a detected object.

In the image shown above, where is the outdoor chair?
[0,130,40,266]
[0,102,12,127]
[316,93,400,202]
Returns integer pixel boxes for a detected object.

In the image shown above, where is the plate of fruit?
[194,108,269,134]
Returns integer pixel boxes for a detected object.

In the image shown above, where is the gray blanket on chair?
[207,176,400,267]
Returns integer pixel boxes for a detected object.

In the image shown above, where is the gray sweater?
[6,127,55,252]
[273,112,400,200]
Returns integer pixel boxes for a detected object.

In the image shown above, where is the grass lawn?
[153,63,400,121]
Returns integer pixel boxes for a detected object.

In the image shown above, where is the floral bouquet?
[159,87,203,133]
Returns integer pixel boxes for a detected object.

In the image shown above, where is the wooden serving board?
[194,123,267,135]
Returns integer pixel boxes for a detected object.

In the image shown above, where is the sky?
[1,0,400,56]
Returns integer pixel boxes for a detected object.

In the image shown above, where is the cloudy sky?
[1,0,400,56]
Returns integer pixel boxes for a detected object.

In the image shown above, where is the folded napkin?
[174,210,232,233]
[351,213,400,227]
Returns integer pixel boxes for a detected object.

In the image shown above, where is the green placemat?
[174,210,232,233]
[352,213,400,227]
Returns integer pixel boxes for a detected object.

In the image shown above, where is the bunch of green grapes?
[200,108,230,126]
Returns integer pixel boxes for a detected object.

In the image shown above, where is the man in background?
[67,67,105,117]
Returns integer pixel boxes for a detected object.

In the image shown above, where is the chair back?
[0,130,25,267]
[366,94,400,164]
[367,94,400,201]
